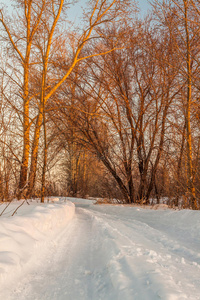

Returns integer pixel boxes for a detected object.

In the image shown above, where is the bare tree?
[1,0,133,201]
[0,0,46,198]
[152,0,200,208]
[58,21,178,204]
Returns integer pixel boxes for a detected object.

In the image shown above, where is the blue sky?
[69,0,151,22]
[0,0,151,17]
[71,0,151,15]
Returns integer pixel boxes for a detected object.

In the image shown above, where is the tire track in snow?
[81,207,200,300]
[87,207,200,264]
[7,204,200,300]
[8,208,118,300]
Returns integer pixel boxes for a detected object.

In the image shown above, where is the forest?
[0,0,200,209]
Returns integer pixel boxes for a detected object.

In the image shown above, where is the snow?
[0,197,200,299]
[0,198,75,299]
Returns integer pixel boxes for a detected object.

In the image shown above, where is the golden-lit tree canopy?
[1,0,200,209]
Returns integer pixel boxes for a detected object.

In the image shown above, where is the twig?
[12,200,25,216]
[25,198,30,205]
[0,201,12,216]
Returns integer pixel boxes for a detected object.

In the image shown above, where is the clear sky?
[67,0,151,23]
[0,0,151,18]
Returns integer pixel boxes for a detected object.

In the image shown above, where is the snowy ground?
[0,198,200,300]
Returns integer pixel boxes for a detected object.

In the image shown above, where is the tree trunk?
[18,66,30,198]
[175,122,186,206]
[27,110,43,197]
[183,0,197,209]
[41,110,47,203]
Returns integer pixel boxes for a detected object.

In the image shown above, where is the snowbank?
[1,198,200,299]
[0,198,75,291]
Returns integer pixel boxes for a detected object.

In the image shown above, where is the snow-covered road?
[5,199,200,299]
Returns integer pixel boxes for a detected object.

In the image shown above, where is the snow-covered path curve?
[8,200,200,300]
